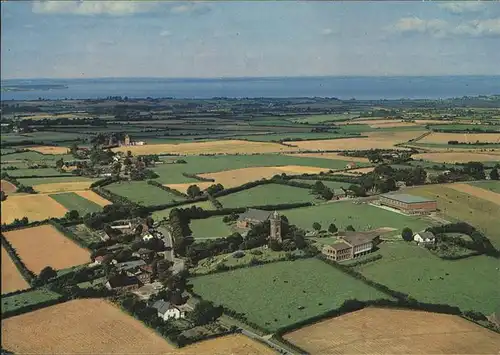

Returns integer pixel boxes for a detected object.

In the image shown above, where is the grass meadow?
[189,216,233,239]
[1,288,62,314]
[49,192,103,215]
[104,181,185,206]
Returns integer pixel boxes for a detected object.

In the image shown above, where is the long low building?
[322,231,380,262]
[379,193,437,215]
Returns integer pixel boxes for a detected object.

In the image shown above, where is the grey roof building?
[237,208,273,223]
[380,193,435,204]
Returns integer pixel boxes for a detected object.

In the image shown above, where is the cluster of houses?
[119,134,146,147]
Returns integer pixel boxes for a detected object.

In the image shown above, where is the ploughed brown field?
[28,146,69,154]
[447,183,500,206]
[1,246,30,294]
[1,180,17,194]
[1,299,274,355]
[413,151,500,163]
[112,139,297,155]
[284,307,500,354]
[3,225,90,274]
[0,194,68,224]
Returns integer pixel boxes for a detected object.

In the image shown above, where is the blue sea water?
[1,76,499,101]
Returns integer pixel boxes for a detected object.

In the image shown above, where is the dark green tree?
[312,222,321,231]
[189,300,223,326]
[328,223,338,234]
[346,225,355,232]
[490,168,499,181]
[65,210,80,220]
[38,266,57,283]
[402,227,413,242]
[186,185,202,198]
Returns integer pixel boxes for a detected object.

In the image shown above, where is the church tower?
[124,134,131,146]
[269,211,282,242]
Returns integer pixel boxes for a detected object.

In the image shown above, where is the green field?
[410,185,500,249]
[49,192,102,215]
[6,168,69,177]
[469,180,500,194]
[1,288,62,314]
[152,154,365,184]
[233,132,359,142]
[189,216,233,239]
[104,181,185,206]
[17,176,96,185]
[217,184,317,208]
[355,242,500,314]
[430,124,500,132]
[282,201,431,233]
[288,113,359,124]
[190,258,389,331]
[0,131,87,144]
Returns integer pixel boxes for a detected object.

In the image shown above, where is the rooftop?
[152,300,174,315]
[381,193,435,204]
[326,242,352,251]
[238,208,272,222]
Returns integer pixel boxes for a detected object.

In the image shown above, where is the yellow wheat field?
[1,180,17,194]
[333,167,375,176]
[3,225,90,273]
[418,132,500,144]
[289,131,425,151]
[1,246,30,294]
[286,152,370,163]
[284,307,500,354]
[74,190,111,206]
[28,146,69,155]
[1,299,274,355]
[1,194,68,224]
[413,151,500,163]
[197,165,330,188]
[447,183,500,206]
[33,181,94,193]
[112,139,297,155]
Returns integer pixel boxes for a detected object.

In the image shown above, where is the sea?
[1,76,499,101]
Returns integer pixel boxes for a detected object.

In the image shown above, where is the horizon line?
[3,74,500,82]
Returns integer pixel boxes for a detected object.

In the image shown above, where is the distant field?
[152,201,215,221]
[282,201,430,233]
[289,131,424,151]
[5,168,68,177]
[17,176,95,186]
[113,139,297,155]
[355,242,500,314]
[191,258,389,332]
[0,131,84,144]
[199,165,331,189]
[49,192,103,215]
[412,151,500,163]
[3,225,90,274]
[469,180,500,194]
[409,185,500,248]
[1,288,61,314]
[430,123,500,132]
[284,307,500,354]
[418,132,500,144]
[189,216,233,239]
[28,146,69,155]
[1,247,30,294]
[289,113,359,124]
[104,181,185,206]
[287,152,370,163]
[34,181,96,193]
[74,190,111,206]
[447,183,500,206]
[1,194,68,224]
[217,184,317,208]
[152,154,357,184]
[1,180,17,194]
[234,132,359,142]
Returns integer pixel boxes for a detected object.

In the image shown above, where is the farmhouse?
[236,208,273,228]
[105,273,140,291]
[413,231,436,245]
[322,231,380,262]
[379,193,437,215]
[151,300,185,321]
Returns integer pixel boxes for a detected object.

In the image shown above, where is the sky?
[2,1,500,79]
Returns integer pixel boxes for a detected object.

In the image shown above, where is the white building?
[413,231,436,245]
[142,232,155,241]
[152,300,185,321]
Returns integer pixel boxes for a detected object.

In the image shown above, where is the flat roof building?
[379,193,437,215]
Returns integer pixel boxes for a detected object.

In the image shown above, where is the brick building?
[379,193,437,215]
[321,231,380,262]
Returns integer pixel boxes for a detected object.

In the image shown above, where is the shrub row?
[147,180,188,198]
[0,233,36,283]
[207,194,223,210]
[93,187,138,206]
[90,176,121,188]
[1,286,34,298]
[212,179,274,198]
[0,174,37,194]
[182,172,215,182]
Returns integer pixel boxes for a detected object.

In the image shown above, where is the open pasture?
[282,201,429,233]
[1,180,17,194]
[412,151,500,163]
[28,146,69,155]
[5,167,68,177]
[284,307,500,354]
[217,184,317,208]
[447,183,500,206]
[104,181,185,206]
[469,181,500,194]
[1,194,68,224]
[198,165,330,189]
[289,130,425,151]
[191,258,388,332]
[189,216,233,239]
[408,185,500,248]
[3,225,90,274]
[286,152,370,163]
[418,132,500,144]
[2,288,61,315]
[113,139,297,155]
[430,123,500,132]
[355,242,500,314]
[1,247,30,294]
[49,192,104,214]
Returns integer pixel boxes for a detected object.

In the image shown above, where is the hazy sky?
[2,1,500,79]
